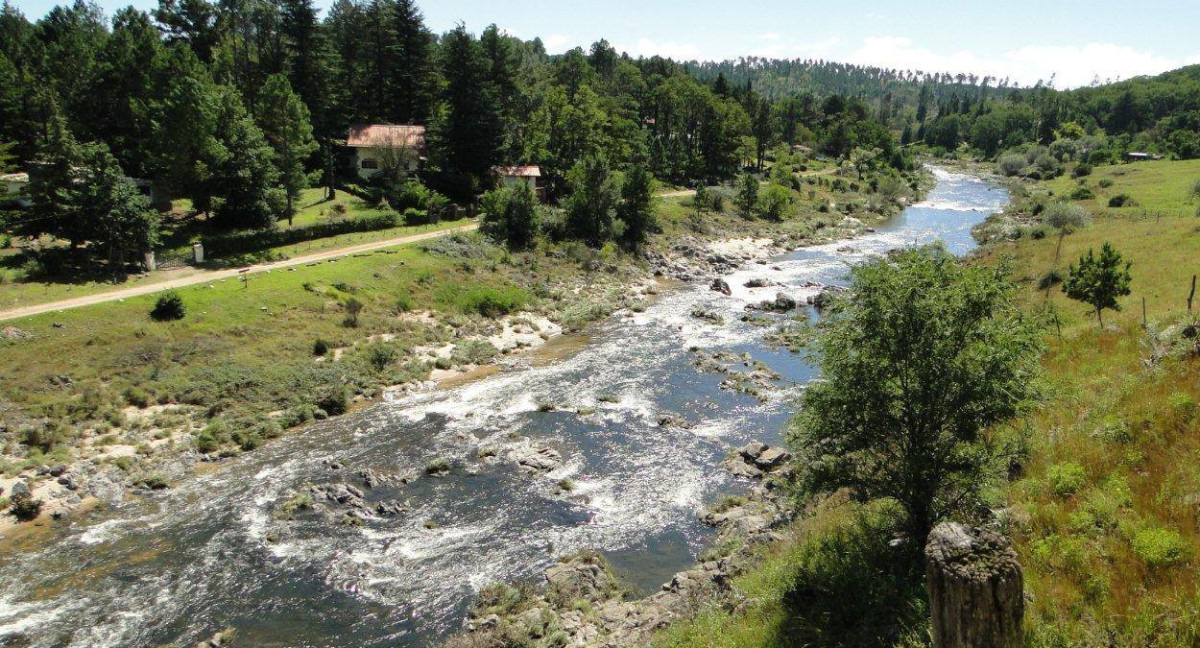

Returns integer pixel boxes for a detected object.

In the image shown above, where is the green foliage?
[9,493,43,521]
[448,286,529,318]
[481,184,539,249]
[789,246,1042,544]
[1108,193,1133,207]
[565,155,620,245]
[617,165,656,248]
[312,338,330,356]
[1047,462,1087,497]
[342,297,364,328]
[757,184,792,221]
[1063,242,1133,326]
[257,74,318,220]
[1131,527,1188,568]
[150,292,186,321]
[735,173,759,217]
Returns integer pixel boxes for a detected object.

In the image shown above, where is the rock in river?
[709,278,732,296]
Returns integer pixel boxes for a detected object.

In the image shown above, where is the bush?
[312,338,330,356]
[1108,193,1133,208]
[997,153,1027,177]
[1098,178,1115,189]
[9,493,43,521]
[314,386,350,416]
[1047,462,1087,497]
[1070,186,1095,200]
[201,212,400,258]
[1131,527,1187,568]
[450,286,529,318]
[150,292,186,322]
[343,297,364,328]
[1072,163,1093,178]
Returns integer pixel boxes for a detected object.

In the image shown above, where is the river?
[0,168,1007,648]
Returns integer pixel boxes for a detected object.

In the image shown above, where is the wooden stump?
[925,522,1024,648]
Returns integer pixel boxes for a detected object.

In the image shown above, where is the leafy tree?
[1063,242,1133,327]
[788,246,1042,548]
[617,164,655,248]
[480,183,537,250]
[257,73,317,222]
[565,154,619,246]
[734,173,758,217]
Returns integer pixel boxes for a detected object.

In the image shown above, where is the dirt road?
[0,223,479,323]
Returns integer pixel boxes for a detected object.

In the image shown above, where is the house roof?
[494,165,542,178]
[346,124,426,149]
[1,172,29,183]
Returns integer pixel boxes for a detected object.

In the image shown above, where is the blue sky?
[8,0,1199,88]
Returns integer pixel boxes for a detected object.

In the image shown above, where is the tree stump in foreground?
[925,522,1024,648]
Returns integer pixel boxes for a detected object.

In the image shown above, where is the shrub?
[124,386,154,408]
[314,386,350,416]
[1098,178,1114,188]
[425,457,451,474]
[363,343,397,372]
[312,338,330,356]
[452,286,529,318]
[150,292,186,322]
[1072,163,1093,178]
[1108,193,1133,208]
[997,153,1027,177]
[343,297,364,328]
[201,212,399,257]
[9,493,43,521]
[1070,186,1095,200]
[1047,462,1087,497]
[1131,527,1187,568]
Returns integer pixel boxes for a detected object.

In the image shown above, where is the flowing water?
[0,169,1007,648]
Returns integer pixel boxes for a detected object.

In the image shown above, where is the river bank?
[0,167,917,545]
[0,165,952,648]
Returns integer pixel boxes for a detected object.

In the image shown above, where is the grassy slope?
[983,159,1200,646]
[651,159,1200,648]
[0,188,465,311]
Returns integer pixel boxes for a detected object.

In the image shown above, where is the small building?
[791,144,814,155]
[493,165,544,200]
[1,172,30,207]
[346,124,426,181]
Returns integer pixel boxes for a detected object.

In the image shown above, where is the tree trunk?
[925,523,1024,648]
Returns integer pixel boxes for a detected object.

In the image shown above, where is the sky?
[8,0,1200,88]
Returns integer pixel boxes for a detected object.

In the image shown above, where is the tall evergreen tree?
[257,73,317,222]
[617,164,655,249]
[208,85,283,229]
[435,24,501,191]
[565,154,618,246]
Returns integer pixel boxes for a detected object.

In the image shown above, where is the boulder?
[10,480,30,499]
[743,277,772,288]
[513,446,563,475]
[709,278,732,296]
[754,447,791,470]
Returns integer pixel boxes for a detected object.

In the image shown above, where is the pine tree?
[436,24,502,191]
[565,154,618,246]
[1063,242,1133,327]
[617,164,655,249]
[208,86,283,229]
[257,73,317,223]
[279,0,337,137]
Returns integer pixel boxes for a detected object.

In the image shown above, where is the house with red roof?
[346,124,426,181]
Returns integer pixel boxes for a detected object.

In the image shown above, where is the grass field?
[648,159,1200,648]
[0,188,466,312]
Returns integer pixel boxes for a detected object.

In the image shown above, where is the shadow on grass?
[768,512,930,648]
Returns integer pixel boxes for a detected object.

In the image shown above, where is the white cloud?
[847,36,1197,88]
[625,37,705,61]
[542,34,571,54]
[750,36,840,60]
